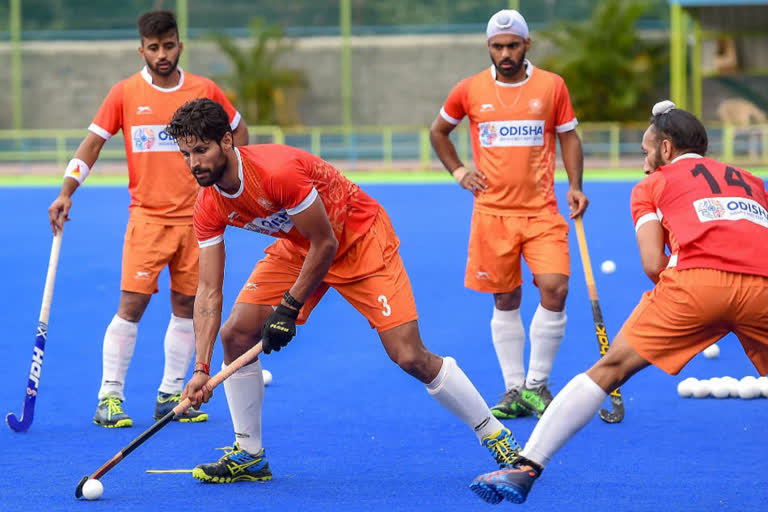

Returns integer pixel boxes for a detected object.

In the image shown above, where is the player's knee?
[170,291,195,317]
[540,281,568,309]
[494,289,522,310]
[391,346,432,380]
[118,292,150,322]
[588,353,632,391]
[220,321,256,352]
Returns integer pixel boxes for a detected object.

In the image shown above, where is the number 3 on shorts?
[378,295,392,317]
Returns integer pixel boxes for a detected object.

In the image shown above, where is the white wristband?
[451,166,468,183]
[64,158,91,185]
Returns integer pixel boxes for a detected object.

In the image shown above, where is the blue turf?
[0,183,766,511]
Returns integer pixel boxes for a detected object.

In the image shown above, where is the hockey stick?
[6,231,63,432]
[75,341,265,498]
[573,217,625,423]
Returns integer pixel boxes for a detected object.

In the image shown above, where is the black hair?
[137,10,178,40]
[650,108,708,156]
[166,98,232,145]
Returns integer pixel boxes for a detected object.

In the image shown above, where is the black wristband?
[193,369,209,376]
[282,290,304,310]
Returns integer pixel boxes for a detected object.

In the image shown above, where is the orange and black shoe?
[469,459,542,505]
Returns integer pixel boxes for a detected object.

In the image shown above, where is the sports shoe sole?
[495,483,528,504]
[93,418,133,428]
[469,481,503,504]
[192,467,272,483]
[154,412,209,422]
[491,408,532,420]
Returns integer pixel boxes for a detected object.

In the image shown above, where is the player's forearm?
[288,237,338,304]
[560,132,584,190]
[192,289,223,367]
[59,133,107,196]
[642,253,669,284]
[72,133,105,170]
[429,130,463,174]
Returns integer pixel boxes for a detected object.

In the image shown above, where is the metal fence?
[0,123,765,174]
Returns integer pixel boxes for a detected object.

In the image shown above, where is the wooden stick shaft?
[88,342,264,481]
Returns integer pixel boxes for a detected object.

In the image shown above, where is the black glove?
[261,304,299,354]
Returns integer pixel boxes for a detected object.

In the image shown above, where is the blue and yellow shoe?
[192,443,272,483]
[94,396,133,428]
[469,462,541,504]
[154,392,208,422]
[481,427,522,468]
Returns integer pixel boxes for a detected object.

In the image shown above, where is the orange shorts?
[465,210,570,293]
[236,209,418,332]
[121,219,199,296]
[619,268,768,376]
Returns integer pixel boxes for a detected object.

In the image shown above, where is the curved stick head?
[6,412,32,432]
[75,475,88,498]
[598,403,625,424]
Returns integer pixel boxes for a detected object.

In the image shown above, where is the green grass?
[0,168,766,187]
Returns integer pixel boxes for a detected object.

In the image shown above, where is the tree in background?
[539,0,668,121]
[213,17,307,126]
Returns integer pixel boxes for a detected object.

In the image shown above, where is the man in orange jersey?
[470,101,768,505]
[430,9,589,420]
[165,98,521,483]
[47,11,248,428]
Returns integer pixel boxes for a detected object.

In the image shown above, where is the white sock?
[426,356,506,442]
[526,304,567,388]
[223,359,264,455]
[491,307,526,391]
[158,315,196,395]
[98,314,138,401]
[521,373,607,467]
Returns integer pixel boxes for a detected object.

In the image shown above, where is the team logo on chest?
[241,210,294,235]
[478,120,545,147]
[528,98,543,114]
[131,125,179,152]
[479,124,499,146]
[132,127,155,150]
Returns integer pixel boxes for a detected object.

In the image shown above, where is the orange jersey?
[440,61,577,215]
[90,67,241,224]
[631,155,768,277]
[194,145,380,256]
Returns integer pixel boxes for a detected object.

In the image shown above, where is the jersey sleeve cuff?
[634,212,660,232]
[667,254,678,268]
[230,111,242,131]
[88,123,114,141]
[555,118,578,133]
[286,187,318,216]
[440,107,462,125]
[198,235,224,248]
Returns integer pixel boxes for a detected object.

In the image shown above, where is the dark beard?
[147,54,179,77]
[652,143,666,170]
[193,159,227,187]
[492,51,526,78]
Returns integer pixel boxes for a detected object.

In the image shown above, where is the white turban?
[652,100,676,116]
[486,9,529,40]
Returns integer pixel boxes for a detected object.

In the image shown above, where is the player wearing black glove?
[261,291,303,354]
